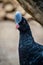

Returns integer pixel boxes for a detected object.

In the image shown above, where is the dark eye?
[23,21,26,25]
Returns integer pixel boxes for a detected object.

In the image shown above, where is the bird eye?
[23,21,25,24]
[23,21,25,23]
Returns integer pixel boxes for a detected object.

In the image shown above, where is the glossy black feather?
[18,17,43,65]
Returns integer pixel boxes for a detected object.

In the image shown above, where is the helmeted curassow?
[15,11,43,65]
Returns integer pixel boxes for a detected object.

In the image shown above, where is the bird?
[15,11,43,65]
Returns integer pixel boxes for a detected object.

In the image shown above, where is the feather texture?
[18,17,43,65]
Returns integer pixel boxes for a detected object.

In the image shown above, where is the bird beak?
[16,24,20,29]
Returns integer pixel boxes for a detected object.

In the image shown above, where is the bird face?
[16,19,25,30]
[15,11,29,32]
[16,17,29,32]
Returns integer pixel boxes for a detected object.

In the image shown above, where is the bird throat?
[19,30,34,46]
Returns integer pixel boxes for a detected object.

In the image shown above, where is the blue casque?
[15,11,22,24]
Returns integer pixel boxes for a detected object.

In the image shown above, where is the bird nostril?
[16,24,20,29]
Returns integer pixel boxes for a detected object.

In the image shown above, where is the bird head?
[15,11,30,32]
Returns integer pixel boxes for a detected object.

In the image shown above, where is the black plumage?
[18,17,43,65]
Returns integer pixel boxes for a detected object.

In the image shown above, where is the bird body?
[18,17,43,65]
[15,11,43,65]
[19,30,43,65]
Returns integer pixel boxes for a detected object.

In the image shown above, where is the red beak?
[16,24,20,29]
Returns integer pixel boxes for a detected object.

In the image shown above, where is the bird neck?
[20,23,33,38]
[19,28,34,45]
